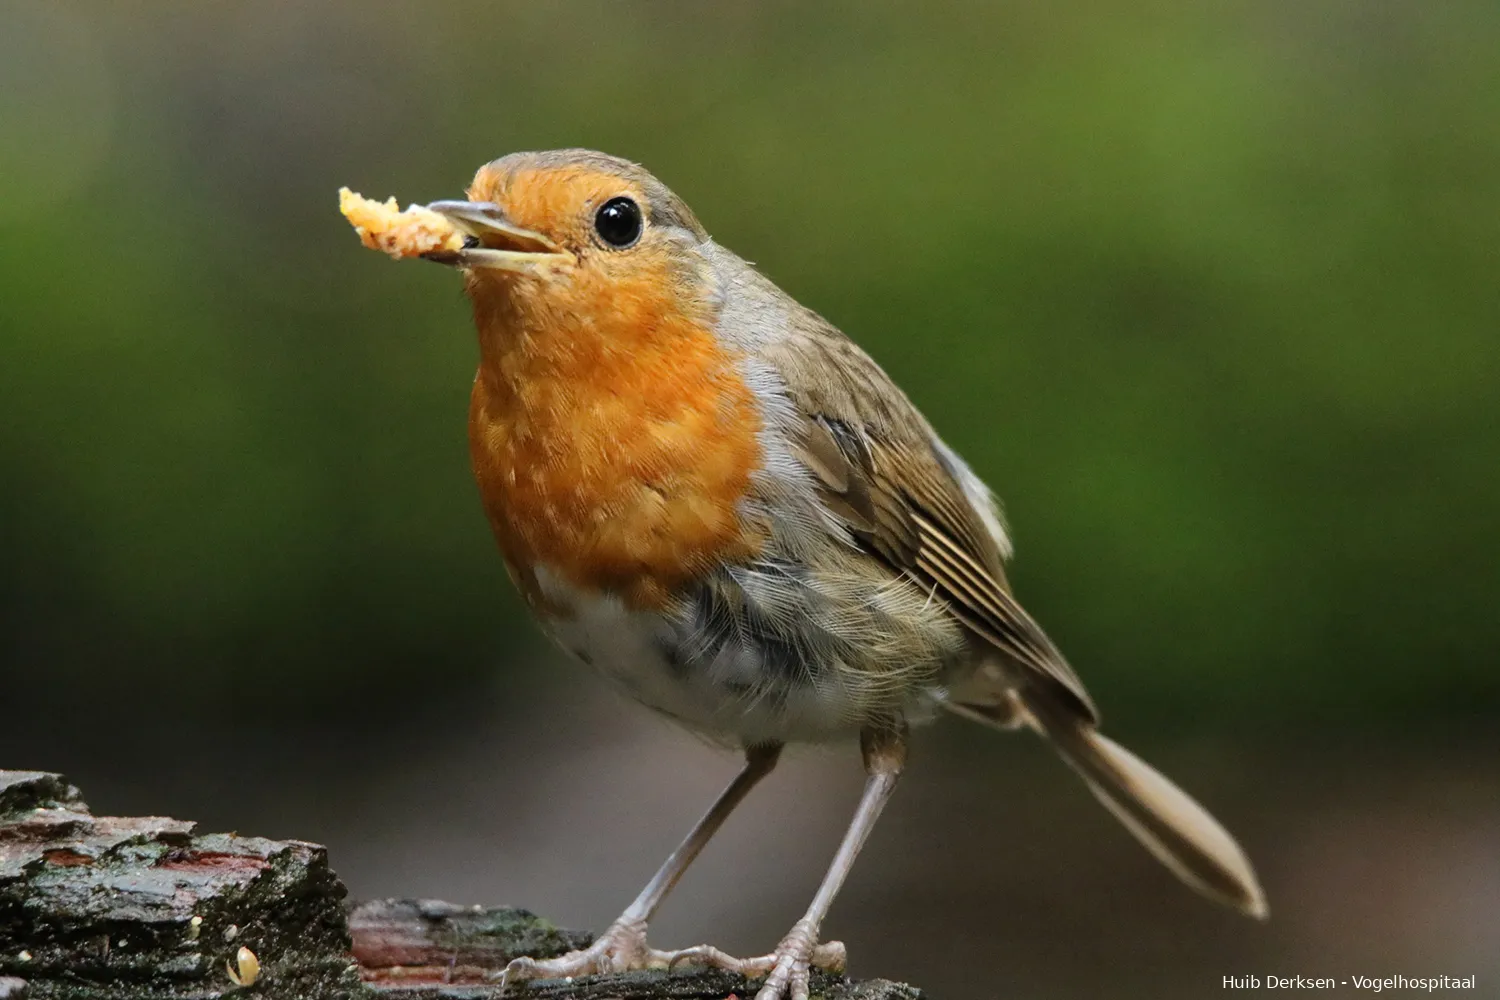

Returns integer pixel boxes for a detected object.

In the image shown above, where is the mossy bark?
[0,772,921,1000]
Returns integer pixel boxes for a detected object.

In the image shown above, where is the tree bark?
[0,771,921,1000]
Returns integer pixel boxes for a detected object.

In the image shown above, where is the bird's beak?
[421,200,573,274]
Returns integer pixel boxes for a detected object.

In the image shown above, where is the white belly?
[530,565,937,745]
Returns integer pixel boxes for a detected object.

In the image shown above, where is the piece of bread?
[339,188,464,259]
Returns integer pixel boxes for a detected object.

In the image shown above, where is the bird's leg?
[499,743,782,988]
[669,723,907,1000]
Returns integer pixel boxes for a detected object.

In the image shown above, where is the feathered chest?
[467,307,765,611]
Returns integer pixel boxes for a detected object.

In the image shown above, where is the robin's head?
[425,150,715,334]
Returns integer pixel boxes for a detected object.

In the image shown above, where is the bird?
[383,149,1266,1000]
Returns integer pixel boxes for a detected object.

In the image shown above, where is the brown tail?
[949,694,1268,919]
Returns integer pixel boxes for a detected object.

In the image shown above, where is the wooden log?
[0,772,921,1000]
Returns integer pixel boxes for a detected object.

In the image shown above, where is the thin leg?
[669,724,908,1000]
[501,743,782,986]
[623,742,782,924]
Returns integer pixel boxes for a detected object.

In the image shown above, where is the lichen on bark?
[0,771,921,1000]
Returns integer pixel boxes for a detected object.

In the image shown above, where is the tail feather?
[950,694,1268,919]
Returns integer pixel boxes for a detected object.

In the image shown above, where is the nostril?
[462,234,480,249]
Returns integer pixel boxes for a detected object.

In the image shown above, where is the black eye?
[594,196,643,248]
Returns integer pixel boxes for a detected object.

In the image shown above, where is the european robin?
[361,149,1266,1000]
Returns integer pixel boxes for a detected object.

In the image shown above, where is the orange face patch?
[463,167,761,611]
[468,164,636,251]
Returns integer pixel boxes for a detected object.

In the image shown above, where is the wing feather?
[764,326,1098,722]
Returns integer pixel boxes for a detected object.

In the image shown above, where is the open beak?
[421,200,572,274]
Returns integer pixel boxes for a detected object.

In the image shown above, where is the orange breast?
[467,270,764,612]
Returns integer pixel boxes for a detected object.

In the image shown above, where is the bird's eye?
[594,196,643,248]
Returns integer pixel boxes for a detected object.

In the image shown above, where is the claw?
[496,915,844,1000]
[749,920,841,1000]
[497,917,655,989]
[657,921,844,1000]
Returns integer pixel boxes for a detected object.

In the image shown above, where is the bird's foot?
[498,916,679,988]
[668,919,845,1000]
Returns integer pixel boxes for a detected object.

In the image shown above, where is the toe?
[753,974,784,1000]
[753,955,808,1000]
[497,956,541,991]
[496,919,645,985]
[746,920,840,1000]
[664,944,775,975]
[790,967,812,1000]
[504,950,584,983]
[809,939,847,972]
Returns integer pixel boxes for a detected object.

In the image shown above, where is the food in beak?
[339,188,465,259]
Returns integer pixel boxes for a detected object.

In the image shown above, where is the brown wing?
[763,322,1099,723]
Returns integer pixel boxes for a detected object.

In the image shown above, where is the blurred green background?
[2,3,1497,998]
